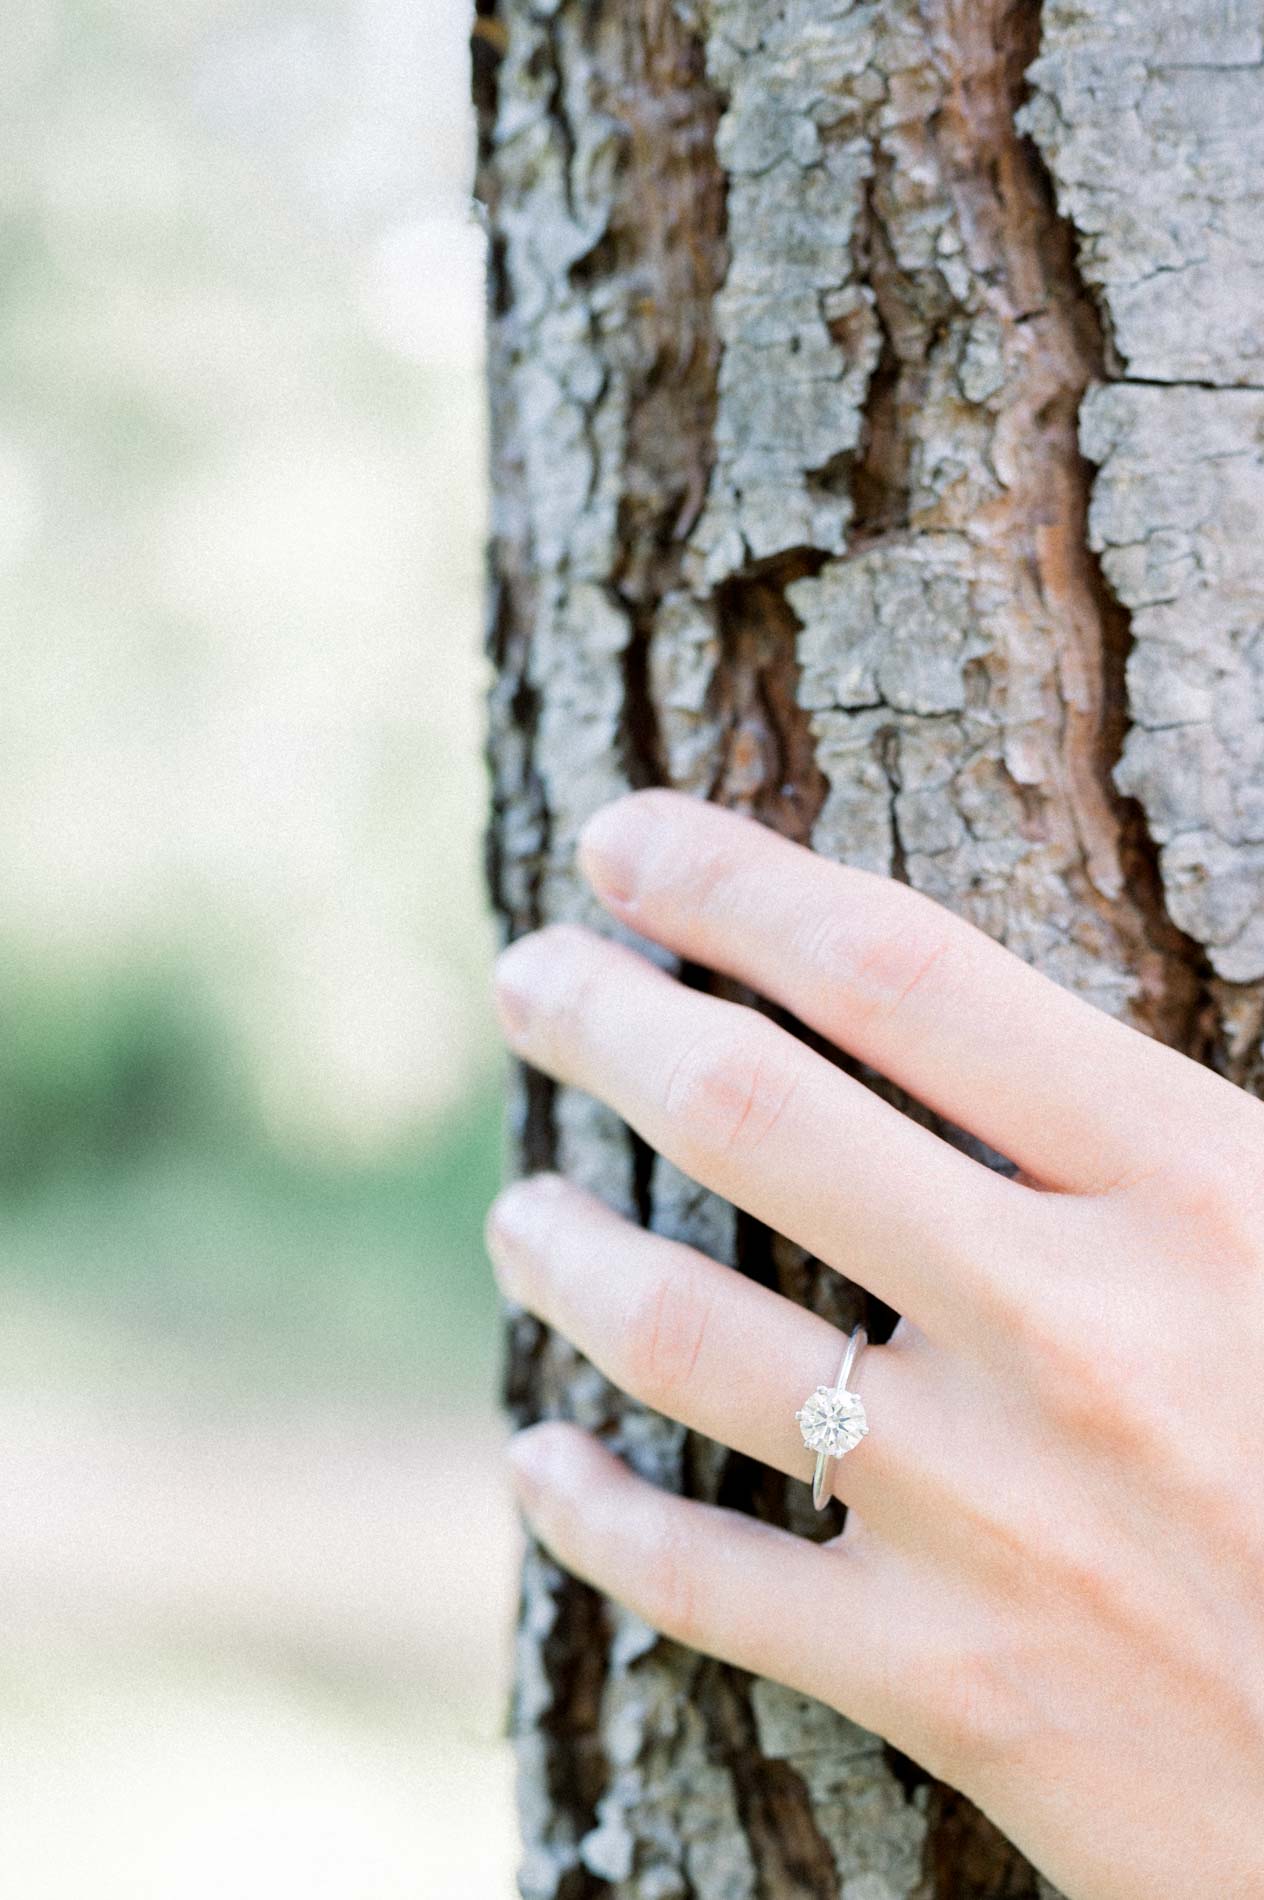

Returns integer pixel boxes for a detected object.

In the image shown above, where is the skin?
[486,787,1264,1900]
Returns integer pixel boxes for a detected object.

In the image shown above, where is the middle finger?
[493,922,1030,1342]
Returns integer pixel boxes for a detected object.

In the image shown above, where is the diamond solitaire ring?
[796,1323,869,1510]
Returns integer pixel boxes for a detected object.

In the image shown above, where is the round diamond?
[796,1385,868,1457]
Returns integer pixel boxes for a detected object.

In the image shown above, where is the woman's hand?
[486,788,1264,1900]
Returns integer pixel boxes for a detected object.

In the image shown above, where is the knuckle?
[917,1638,1030,1784]
[1012,1288,1166,1462]
[622,1269,714,1416]
[662,1012,800,1165]
[857,922,954,1026]
[1148,1145,1264,1279]
[1150,1145,1237,1227]
[814,889,955,1029]
[1046,1544,1139,1638]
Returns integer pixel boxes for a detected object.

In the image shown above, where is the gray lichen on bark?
[477,0,1264,1893]
[1021,0,1264,387]
[1082,385,1264,985]
[1025,0,1264,1011]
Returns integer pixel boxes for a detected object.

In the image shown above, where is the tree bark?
[473,2,1264,1893]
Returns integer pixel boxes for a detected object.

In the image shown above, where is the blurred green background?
[0,2,517,1892]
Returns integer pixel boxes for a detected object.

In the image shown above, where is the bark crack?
[698,1660,843,1900]
[849,164,914,545]
[704,555,831,841]
[1007,0,1215,1058]
[877,724,910,888]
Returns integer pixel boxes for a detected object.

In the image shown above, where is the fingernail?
[493,933,549,1038]
[486,1176,564,1296]
[578,792,664,908]
[507,1422,563,1506]
[489,1173,565,1248]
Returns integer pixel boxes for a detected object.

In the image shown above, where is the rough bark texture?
[474,2,1264,1893]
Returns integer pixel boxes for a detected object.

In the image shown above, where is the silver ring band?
[795,1322,869,1511]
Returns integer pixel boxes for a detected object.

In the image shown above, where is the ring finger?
[487,1169,944,1536]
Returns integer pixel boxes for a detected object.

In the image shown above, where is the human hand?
[487,789,1264,1900]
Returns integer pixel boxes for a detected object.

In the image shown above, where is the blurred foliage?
[0,7,514,1890]
[0,961,504,1403]
[0,0,500,1419]
[0,966,236,1194]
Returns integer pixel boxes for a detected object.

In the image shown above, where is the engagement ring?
[796,1323,868,1510]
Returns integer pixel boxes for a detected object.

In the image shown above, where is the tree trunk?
[473,1,1264,1893]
